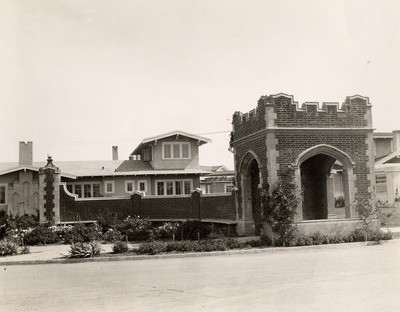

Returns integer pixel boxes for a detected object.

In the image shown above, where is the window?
[66,183,102,198]
[0,184,7,204]
[93,184,101,197]
[157,182,165,195]
[125,181,134,193]
[155,180,192,195]
[225,185,233,193]
[105,181,115,194]
[175,181,182,195]
[84,184,92,198]
[375,174,387,193]
[163,144,172,159]
[166,182,174,195]
[184,181,191,194]
[162,142,191,159]
[75,184,82,198]
[137,180,147,194]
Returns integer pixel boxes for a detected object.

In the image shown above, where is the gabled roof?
[131,130,211,156]
[0,163,76,179]
[0,160,212,178]
[199,165,230,172]
[375,150,400,167]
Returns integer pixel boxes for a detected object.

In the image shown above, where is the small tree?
[260,175,301,246]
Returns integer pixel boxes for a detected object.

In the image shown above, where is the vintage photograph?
[1,1,399,311]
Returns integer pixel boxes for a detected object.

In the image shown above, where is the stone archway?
[239,151,262,234]
[294,144,355,220]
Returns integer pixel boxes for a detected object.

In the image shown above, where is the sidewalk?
[0,229,399,265]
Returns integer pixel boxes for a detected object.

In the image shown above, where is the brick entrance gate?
[231,94,375,235]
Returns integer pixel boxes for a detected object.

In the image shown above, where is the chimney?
[112,146,118,160]
[19,141,33,165]
[393,130,400,152]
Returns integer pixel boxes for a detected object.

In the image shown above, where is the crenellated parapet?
[233,93,372,140]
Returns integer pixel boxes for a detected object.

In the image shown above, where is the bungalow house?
[199,165,235,194]
[373,130,400,204]
[0,131,213,218]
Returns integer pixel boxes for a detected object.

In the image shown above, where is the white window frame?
[162,142,191,160]
[125,180,135,194]
[66,182,101,198]
[0,183,8,205]
[155,179,193,196]
[137,180,147,194]
[375,174,387,193]
[104,181,115,194]
[224,184,233,193]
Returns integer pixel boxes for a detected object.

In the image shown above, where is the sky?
[1,0,400,169]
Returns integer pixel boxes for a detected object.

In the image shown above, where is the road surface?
[1,240,400,311]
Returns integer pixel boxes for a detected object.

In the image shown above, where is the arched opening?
[295,145,355,220]
[239,152,262,234]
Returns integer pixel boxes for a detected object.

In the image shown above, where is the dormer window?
[162,142,191,159]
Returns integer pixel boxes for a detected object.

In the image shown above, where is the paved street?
[1,240,400,312]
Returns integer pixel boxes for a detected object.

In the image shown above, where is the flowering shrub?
[102,228,123,242]
[154,222,180,240]
[116,216,154,241]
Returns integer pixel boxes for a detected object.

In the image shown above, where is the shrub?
[62,223,102,244]
[23,224,59,245]
[310,232,328,245]
[223,237,243,249]
[137,241,166,255]
[177,221,212,240]
[260,176,300,246]
[0,238,20,256]
[116,216,154,241]
[154,222,180,240]
[138,238,243,255]
[68,241,102,258]
[112,241,129,254]
[101,229,123,243]
[334,194,345,208]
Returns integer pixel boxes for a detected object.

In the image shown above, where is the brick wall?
[231,93,374,230]
[270,95,368,128]
[60,186,135,221]
[59,185,236,222]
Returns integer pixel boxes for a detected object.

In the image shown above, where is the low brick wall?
[296,218,379,236]
[59,184,237,223]
[60,187,135,222]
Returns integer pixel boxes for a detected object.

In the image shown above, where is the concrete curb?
[1,239,395,266]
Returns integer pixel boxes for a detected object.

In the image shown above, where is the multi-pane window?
[105,181,114,194]
[166,182,174,195]
[66,183,101,198]
[157,182,165,195]
[163,144,172,159]
[225,185,233,193]
[75,184,82,198]
[93,184,101,197]
[156,180,192,195]
[162,142,191,159]
[84,184,91,198]
[125,181,134,193]
[138,181,147,194]
[0,184,6,204]
[375,174,387,193]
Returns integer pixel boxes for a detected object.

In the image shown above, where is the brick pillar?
[131,192,142,217]
[191,189,202,220]
[38,156,60,223]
